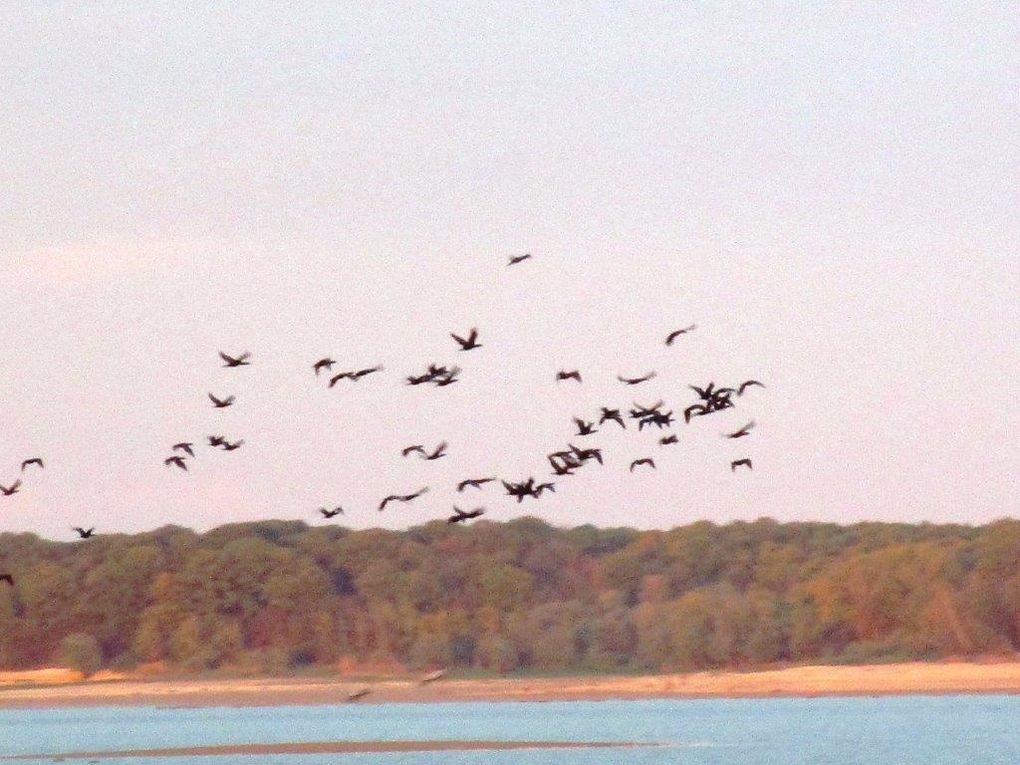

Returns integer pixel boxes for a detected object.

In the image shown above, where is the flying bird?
[378,487,429,511]
[724,421,756,439]
[220,439,244,451]
[457,477,496,492]
[318,507,344,519]
[507,253,532,266]
[164,456,188,471]
[660,434,679,445]
[0,480,22,497]
[219,351,251,368]
[448,506,485,524]
[451,328,482,351]
[172,443,195,457]
[731,458,753,472]
[630,458,656,472]
[350,365,383,380]
[534,482,556,496]
[434,367,461,386]
[618,371,657,386]
[570,445,603,465]
[208,435,227,448]
[402,445,426,458]
[573,418,598,436]
[208,393,235,409]
[738,380,766,395]
[328,372,352,387]
[556,370,582,383]
[423,442,448,461]
[72,527,96,539]
[20,458,43,472]
[665,325,697,345]
[599,408,626,429]
[313,358,336,376]
[630,401,665,419]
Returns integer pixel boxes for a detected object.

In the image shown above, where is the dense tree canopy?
[1,518,1018,675]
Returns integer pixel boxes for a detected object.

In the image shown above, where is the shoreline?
[3,662,1020,709]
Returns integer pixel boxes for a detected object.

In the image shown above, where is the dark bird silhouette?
[556,370,582,383]
[630,401,665,419]
[457,477,495,492]
[448,506,485,524]
[618,371,657,386]
[451,328,482,351]
[378,487,429,511]
[660,434,679,445]
[434,367,461,386]
[220,439,244,451]
[599,407,626,429]
[550,460,577,476]
[20,458,43,472]
[507,253,532,266]
[665,325,697,345]
[208,393,235,409]
[313,358,336,375]
[328,372,353,387]
[738,380,766,395]
[0,574,12,586]
[684,404,708,423]
[318,507,343,519]
[724,421,756,439]
[350,365,383,380]
[164,456,188,471]
[731,458,753,472]
[569,444,603,465]
[219,351,251,368]
[423,442,448,461]
[72,527,96,539]
[402,445,426,458]
[347,686,372,702]
[503,478,539,503]
[689,383,717,401]
[208,435,227,448]
[534,482,556,496]
[639,411,674,430]
[630,458,656,472]
[0,480,22,497]
[574,418,598,436]
[172,442,195,457]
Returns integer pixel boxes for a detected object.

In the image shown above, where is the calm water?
[2,696,1018,764]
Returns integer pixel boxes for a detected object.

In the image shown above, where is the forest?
[2,517,1019,676]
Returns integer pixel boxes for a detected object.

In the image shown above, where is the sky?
[1,2,1017,538]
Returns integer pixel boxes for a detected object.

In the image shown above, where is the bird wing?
[218,351,236,364]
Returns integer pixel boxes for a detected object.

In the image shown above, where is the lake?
[2,696,1018,764]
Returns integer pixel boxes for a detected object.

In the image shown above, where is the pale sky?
[1,3,1017,539]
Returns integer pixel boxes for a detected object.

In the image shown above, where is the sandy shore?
[7,741,649,759]
[3,662,1020,709]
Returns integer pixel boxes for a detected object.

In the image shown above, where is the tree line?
[2,517,1019,676]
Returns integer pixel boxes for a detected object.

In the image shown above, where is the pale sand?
[7,741,649,759]
[3,662,1020,709]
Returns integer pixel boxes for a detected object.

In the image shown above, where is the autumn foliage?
[2,517,1019,675]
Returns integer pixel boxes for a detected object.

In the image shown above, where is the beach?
[3,662,1020,709]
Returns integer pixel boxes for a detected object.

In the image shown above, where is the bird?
[556,370,582,383]
[328,372,353,388]
[208,435,227,448]
[0,574,12,586]
[660,434,679,445]
[731,458,753,472]
[665,325,697,345]
[570,445,603,465]
[630,401,665,419]
[684,404,708,423]
[434,368,461,386]
[72,527,96,539]
[689,383,717,401]
[639,411,675,430]
[534,482,556,496]
[220,439,244,451]
[219,351,251,368]
[423,442,448,461]
[402,445,426,457]
[618,371,657,386]
[507,253,532,266]
[208,393,235,409]
[599,408,626,429]
[724,421,756,439]
[451,328,482,351]
[457,477,495,492]
[502,479,538,503]
[349,365,383,380]
[318,507,343,519]
[20,458,43,472]
[574,418,598,436]
[172,442,195,457]
[378,487,429,511]
[738,380,766,395]
[0,480,22,497]
[313,358,336,375]
[630,458,656,472]
[347,686,372,702]
[550,460,577,476]
[448,506,485,524]
[164,456,188,471]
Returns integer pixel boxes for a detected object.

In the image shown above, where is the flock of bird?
[0,253,766,584]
